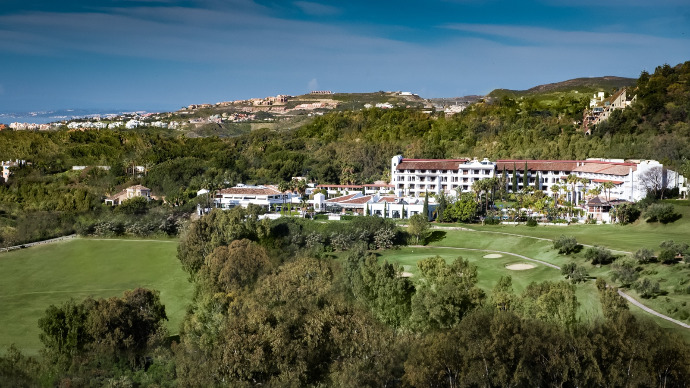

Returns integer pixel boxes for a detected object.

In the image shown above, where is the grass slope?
[0,238,192,355]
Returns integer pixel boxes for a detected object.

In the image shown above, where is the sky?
[0,0,689,112]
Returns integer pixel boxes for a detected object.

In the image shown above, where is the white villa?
[312,192,436,220]
[1,160,26,183]
[105,185,152,205]
[213,184,299,210]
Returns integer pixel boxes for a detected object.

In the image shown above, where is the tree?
[633,278,661,298]
[408,213,430,244]
[519,281,579,328]
[201,239,271,293]
[512,163,518,193]
[639,166,666,199]
[523,161,529,192]
[633,248,655,264]
[602,181,615,202]
[614,203,640,224]
[490,275,514,311]
[658,240,689,264]
[644,203,680,223]
[436,191,448,222]
[584,245,615,265]
[114,196,149,215]
[411,256,485,330]
[561,262,589,284]
[610,258,639,287]
[553,235,578,255]
[423,191,429,220]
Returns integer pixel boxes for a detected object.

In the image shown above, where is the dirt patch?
[400,272,414,277]
[505,263,535,270]
[483,253,503,258]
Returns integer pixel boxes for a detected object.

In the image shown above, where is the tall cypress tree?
[512,163,518,193]
[536,172,541,190]
[524,162,529,189]
[423,191,429,220]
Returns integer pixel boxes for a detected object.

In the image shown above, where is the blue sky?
[1,0,689,112]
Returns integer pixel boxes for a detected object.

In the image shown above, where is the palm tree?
[579,178,590,201]
[566,174,580,219]
[277,181,290,214]
[550,184,561,203]
[602,181,615,202]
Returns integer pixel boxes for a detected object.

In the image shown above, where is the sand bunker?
[483,253,503,259]
[400,272,414,277]
[506,263,535,270]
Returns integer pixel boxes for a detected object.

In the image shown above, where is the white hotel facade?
[391,155,686,203]
[390,156,496,197]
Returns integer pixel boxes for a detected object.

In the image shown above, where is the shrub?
[526,218,538,227]
[584,246,615,265]
[645,203,681,224]
[634,278,661,298]
[632,248,655,264]
[611,258,639,287]
[483,216,501,225]
[614,203,641,224]
[561,262,589,284]
[553,235,578,255]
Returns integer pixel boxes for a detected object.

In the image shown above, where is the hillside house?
[105,185,152,205]
[213,185,298,210]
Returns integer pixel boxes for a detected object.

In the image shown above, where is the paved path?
[409,245,561,270]
[617,289,690,329]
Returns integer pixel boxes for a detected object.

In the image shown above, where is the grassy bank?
[0,238,192,355]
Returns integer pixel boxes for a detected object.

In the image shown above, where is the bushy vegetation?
[553,234,579,254]
[645,203,681,223]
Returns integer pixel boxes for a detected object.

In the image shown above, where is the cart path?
[617,289,690,329]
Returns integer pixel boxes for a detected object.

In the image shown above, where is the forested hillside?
[2,62,689,247]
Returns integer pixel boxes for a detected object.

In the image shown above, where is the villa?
[105,185,152,206]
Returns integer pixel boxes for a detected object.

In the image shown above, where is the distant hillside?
[489,76,636,98]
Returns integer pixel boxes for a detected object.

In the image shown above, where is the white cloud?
[307,78,319,91]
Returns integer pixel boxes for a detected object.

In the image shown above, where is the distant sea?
[0,108,149,125]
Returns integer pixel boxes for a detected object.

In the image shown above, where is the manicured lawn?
[0,238,193,355]
[454,202,690,253]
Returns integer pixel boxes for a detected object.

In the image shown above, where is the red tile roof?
[218,187,281,196]
[496,160,579,172]
[592,179,624,184]
[317,184,363,189]
[326,193,359,203]
[574,163,635,176]
[340,195,375,204]
[396,158,468,171]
